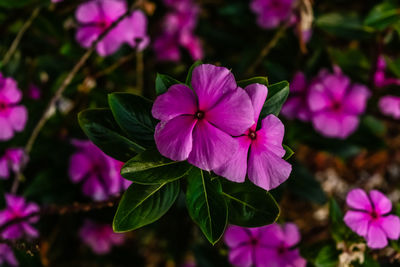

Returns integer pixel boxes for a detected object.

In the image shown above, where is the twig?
[2,7,41,66]
[93,52,136,79]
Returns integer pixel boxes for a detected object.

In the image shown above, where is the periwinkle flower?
[224,224,306,267]
[215,84,291,190]
[27,84,41,100]
[0,194,39,240]
[250,0,295,29]
[75,0,149,56]
[344,188,400,249]
[152,64,254,171]
[379,96,400,119]
[69,140,131,201]
[0,148,27,180]
[307,67,370,139]
[79,220,124,254]
[0,73,28,141]
[0,244,18,266]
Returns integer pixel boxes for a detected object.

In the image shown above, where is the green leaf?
[364,1,400,30]
[186,61,203,85]
[121,149,192,185]
[329,198,354,242]
[186,169,228,245]
[283,144,294,160]
[113,181,180,232]
[155,73,182,95]
[237,76,268,88]
[78,108,144,162]
[108,93,157,147]
[0,0,47,8]
[260,80,289,117]
[221,179,280,227]
[314,244,339,267]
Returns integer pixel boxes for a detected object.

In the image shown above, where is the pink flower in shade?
[75,0,149,56]
[79,220,124,254]
[0,148,27,180]
[281,72,311,122]
[0,194,39,240]
[214,84,291,190]
[27,84,41,100]
[152,64,254,171]
[0,73,28,141]
[224,224,306,267]
[344,188,400,249]
[307,67,370,139]
[250,0,295,29]
[69,140,131,201]
[379,96,400,119]
[0,244,18,267]
[374,55,400,88]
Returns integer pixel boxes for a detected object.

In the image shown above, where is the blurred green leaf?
[260,80,289,117]
[237,76,269,88]
[314,244,339,267]
[186,61,203,85]
[155,73,182,95]
[283,144,294,160]
[364,1,400,30]
[0,0,48,8]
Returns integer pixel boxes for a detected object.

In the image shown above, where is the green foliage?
[259,80,289,117]
[186,61,203,85]
[314,244,339,267]
[237,76,269,88]
[283,144,294,160]
[155,73,182,95]
[365,1,400,30]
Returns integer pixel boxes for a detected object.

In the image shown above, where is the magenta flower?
[379,96,400,119]
[344,188,400,249]
[250,0,295,29]
[224,224,306,267]
[281,72,311,122]
[0,194,39,240]
[27,84,41,100]
[0,148,27,180]
[374,55,400,88]
[0,73,28,141]
[75,0,149,56]
[69,140,131,201]
[152,64,254,171]
[307,67,370,139]
[0,244,18,266]
[79,219,124,254]
[215,84,291,190]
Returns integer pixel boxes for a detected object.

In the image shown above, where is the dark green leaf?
[186,61,203,85]
[237,76,269,88]
[283,144,294,160]
[260,80,289,117]
[186,168,228,245]
[78,108,144,162]
[365,1,400,30]
[221,179,280,227]
[314,244,339,267]
[108,93,157,147]
[0,0,47,8]
[113,181,180,232]
[155,73,182,95]
[121,149,192,185]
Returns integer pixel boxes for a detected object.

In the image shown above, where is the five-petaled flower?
[344,188,400,249]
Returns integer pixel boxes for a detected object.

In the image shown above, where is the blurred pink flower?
[379,95,400,119]
[0,194,39,240]
[374,55,400,88]
[27,84,41,100]
[0,148,27,180]
[0,73,28,141]
[0,244,18,266]
[250,0,295,29]
[307,67,370,139]
[152,64,254,171]
[344,188,400,249]
[224,223,306,267]
[79,219,124,254]
[281,72,311,121]
[215,84,291,190]
[69,140,131,201]
[75,0,149,56]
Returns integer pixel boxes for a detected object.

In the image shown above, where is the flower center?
[370,210,379,220]
[195,111,205,120]
[248,130,257,140]
[331,101,341,111]
[0,101,8,112]
[250,238,258,246]
[277,245,286,254]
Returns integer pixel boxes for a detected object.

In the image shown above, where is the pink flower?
[250,0,295,29]
[224,224,306,267]
[215,84,291,190]
[344,188,400,249]
[0,73,28,141]
[79,219,124,254]
[0,148,27,180]
[27,84,41,100]
[0,194,39,240]
[152,64,254,171]
[75,0,149,56]
[379,96,400,119]
[374,55,400,88]
[0,244,18,266]
[307,67,370,139]
[281,72,311,122]
[69,140,131,201]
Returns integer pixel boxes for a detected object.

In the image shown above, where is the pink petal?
[206,88,254,136]
[282,223,301,247]
[369,190,392,215]
[188,120,238,171]
[342,84,370,115]
[0,117,13,141]
[1,78,21,104]
[366,223,388,249]
[312,112,357,139]
[257,115,286,157]
[343,211,370,237]
[5,194,25,210]
[339,115,359,138]
[121,10,149,50]
[307,84,330,112]
[346,188,372,212]
[283,249,307,267]
[91,238,112,254]
[69,153,92,183]
[379,96,400,119]
[380,215,400,240]
[154,115,197,161]
[244,83,268,122]
[214,136,251,183]
[99,0,126,21]
[96,32,124,56]
[224,225,251,248]
[255,248,281,267]
[191,64,237,111]
[291,72,307,93]
[258,224,284,247]
[22,223,39,238]
[83,175,107,201]
[281,97,302,120]
[8,106,27,132]
[0,158,9,179]
[321,72,350,102]
[152,84,197,121]
[75,1,101,23]
[76,26,101,48]
[228,245,253,267]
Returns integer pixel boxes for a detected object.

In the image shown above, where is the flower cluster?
[152,64,291,190]
[0,148,26,180]
[75,0,149,56]
[224,223,306,267]
[282,67,371,139]
[153,0,203,62]
[69,140,131,201]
